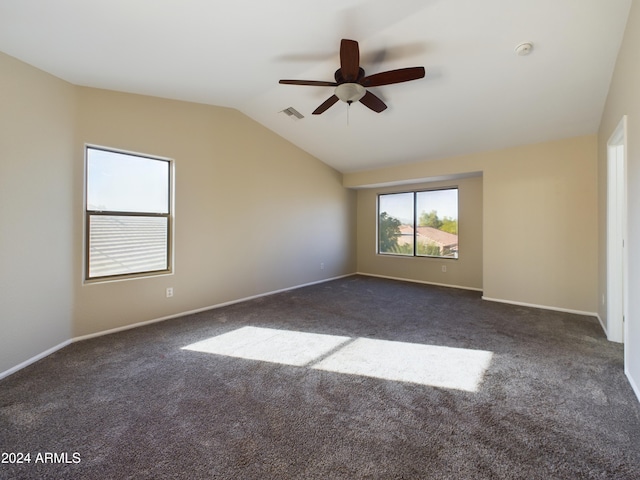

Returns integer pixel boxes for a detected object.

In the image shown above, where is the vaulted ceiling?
[0,0,632,172]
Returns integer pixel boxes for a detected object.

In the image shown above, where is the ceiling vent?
[281,107,304,120]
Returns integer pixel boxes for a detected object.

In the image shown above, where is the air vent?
[281,107,304,120]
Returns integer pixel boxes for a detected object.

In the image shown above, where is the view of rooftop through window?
[85,147,172,280]
[378,188,458,258]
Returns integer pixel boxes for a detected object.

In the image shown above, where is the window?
[85,146,172,281]
[378,188,458,258]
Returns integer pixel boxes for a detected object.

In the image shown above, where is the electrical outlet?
[320,262,325,270]
[441,265,447,273]
[166,287,173,298]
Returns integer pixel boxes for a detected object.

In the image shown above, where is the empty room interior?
[2,1,640,478]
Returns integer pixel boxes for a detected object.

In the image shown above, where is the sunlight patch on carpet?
[312,338,493,392]
[182,326,350,367]
[182,327,493,392]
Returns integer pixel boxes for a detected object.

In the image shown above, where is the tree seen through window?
[378,189,458,258]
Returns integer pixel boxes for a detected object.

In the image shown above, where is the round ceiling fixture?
[515,42,534,56]
[335,83,366,104]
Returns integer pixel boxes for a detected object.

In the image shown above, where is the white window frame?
[377,187,459,259]
[84,145,174,283]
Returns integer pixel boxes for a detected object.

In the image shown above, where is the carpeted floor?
[1,275,639,479]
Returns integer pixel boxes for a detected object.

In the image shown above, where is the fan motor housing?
[335,68,365,83]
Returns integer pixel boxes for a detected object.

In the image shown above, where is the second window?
[378,188,458,258]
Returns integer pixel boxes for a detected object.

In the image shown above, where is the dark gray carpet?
[1,275,639,479]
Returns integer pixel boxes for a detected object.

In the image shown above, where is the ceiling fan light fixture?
[335,83,366,103]
[279,39,424,115]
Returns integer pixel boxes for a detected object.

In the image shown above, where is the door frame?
[606,115,628,345]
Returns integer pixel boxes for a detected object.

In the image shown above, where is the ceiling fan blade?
[340,39,360,82]
[312,95,340,115]
[279,79,338,87]
[361,67,425,87]
[359,91,387,113]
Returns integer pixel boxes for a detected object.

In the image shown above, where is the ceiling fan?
[279,39,425,115]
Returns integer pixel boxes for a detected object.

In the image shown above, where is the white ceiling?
[0,0,632,173]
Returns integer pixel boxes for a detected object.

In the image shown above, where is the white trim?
[606,115,628,343]
[75,274,354,342]
[72,313,185,343]
[82,144,176,285]
[357,272,483,292]
[626,366,640,403]
[0,273,607,382]
[1,274,355,378]
[482,296,597,317]
[596,313,607,336]
[0,339,73,380]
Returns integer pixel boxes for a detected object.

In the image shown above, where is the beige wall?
[0,52,76,373]
[73,88,356,337]
[346,135,598,313]
[598,0,640,394]
[0,53,356,374]
[356,176,483,290]
[0,35,614,378]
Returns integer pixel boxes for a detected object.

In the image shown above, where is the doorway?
[606,115,628,345]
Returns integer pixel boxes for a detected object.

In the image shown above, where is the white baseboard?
[357,274,597,317]
[2,274,356,379]
[0,339,73,381]
[595,313,608,337]
[74,273,355,343]
[356,272,483,292]
[481,296,597,317]
[626,366,640,403]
